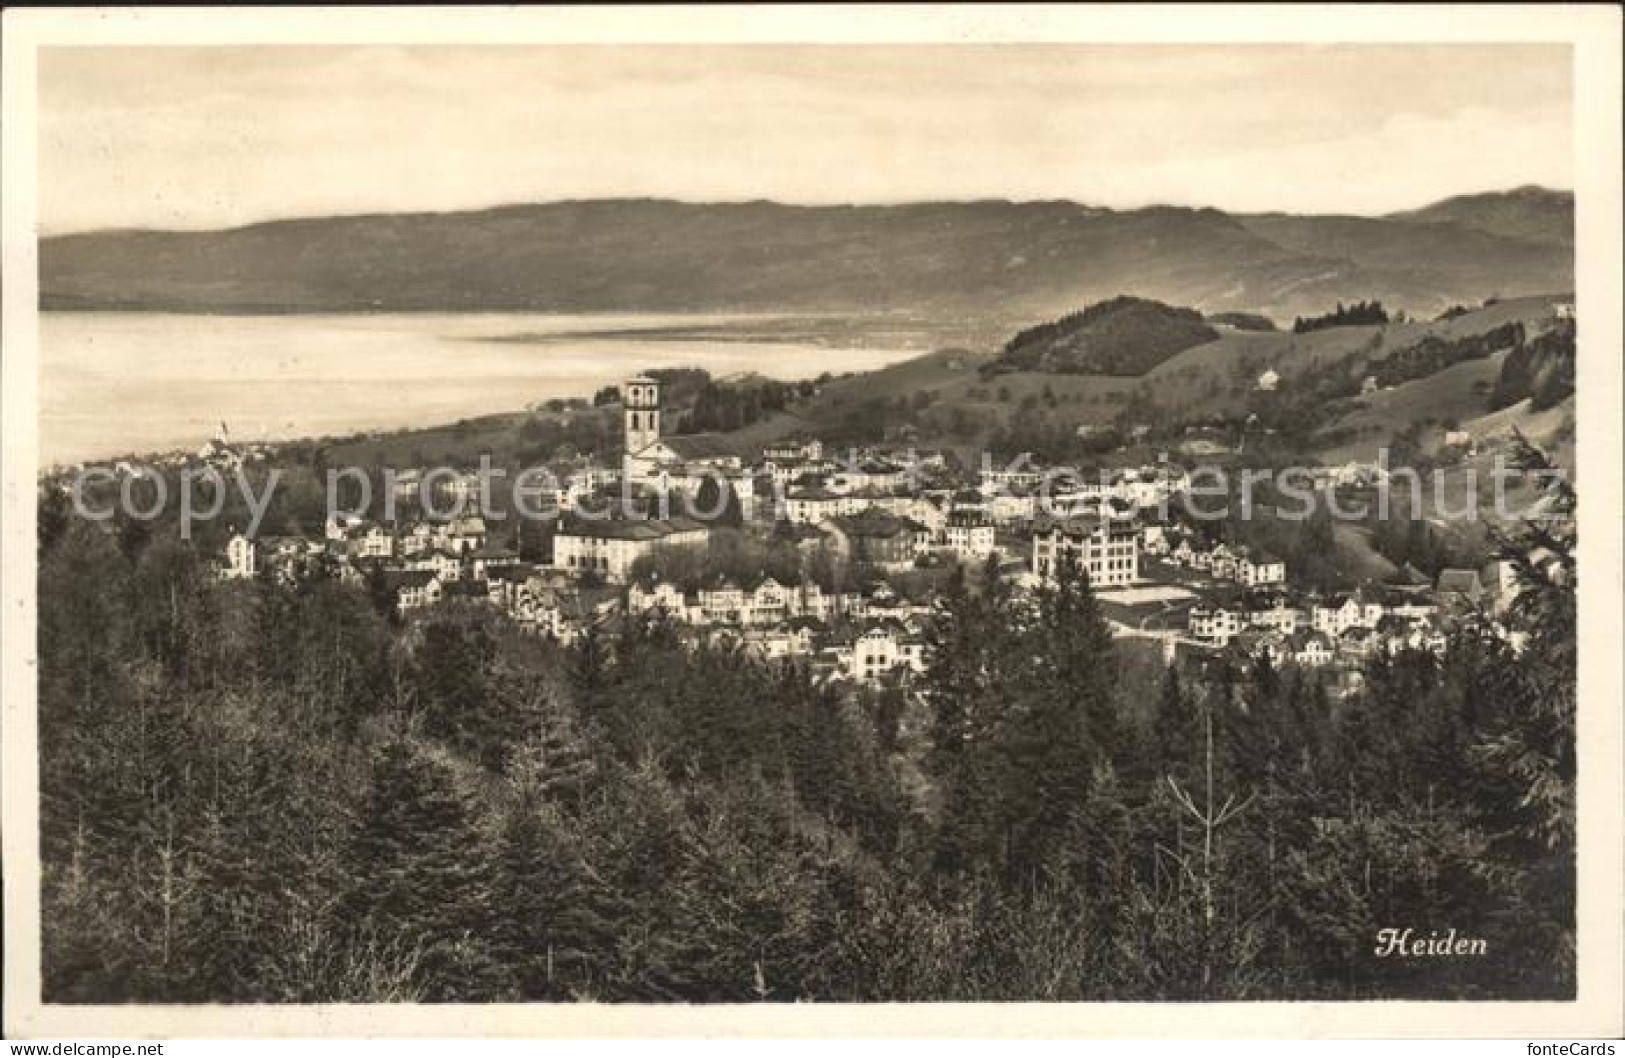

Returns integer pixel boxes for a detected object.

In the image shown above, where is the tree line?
[1293,301,1390,333]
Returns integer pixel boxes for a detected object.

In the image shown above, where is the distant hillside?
[40,192,1573,321]
[1385,185,1573,247]
[1235,212,1570,305]
[998,296,1218,375]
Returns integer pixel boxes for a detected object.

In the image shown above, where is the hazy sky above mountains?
[39,43,1572,233]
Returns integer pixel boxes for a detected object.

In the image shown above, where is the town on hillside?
[207,366,1554,695]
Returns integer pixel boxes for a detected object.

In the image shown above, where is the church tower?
[623,375,661,454]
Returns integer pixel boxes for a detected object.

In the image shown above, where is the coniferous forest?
[37,457,1575,1003]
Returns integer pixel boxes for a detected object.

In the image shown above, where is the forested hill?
[40,190,1571,321]
[998,296,1219,375]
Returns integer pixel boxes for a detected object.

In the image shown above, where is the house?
[1248,600,1304,634]
[1045,476,1108,517]
[1444,429,1473,450]
[514,582,620,643]
[1121,469,1176,510]
[1339,626,1378,660]
[1384,594,1439,621]
[484,562,539,604]
[1208,543,1241,581]
[1237,552,1286,587]
[1375,614,1445,655]
[842,620,927,684]
[442,473,487,505]
[469,546,522,582]
[980,462,1045,492]
[746,577,793,626]
[863,583,931,625]
[1236,630,1288,667]
[1290,631,1334,667]
[744,617,825,661]
[386,570,443,612]
[325,514,363,542]
[251,536,321,587]
[391,469,425,500]
[743,627,796,660]
[359,523,395,559]
[988,489,1038,524]
[1140,523,1170,555]
[1030,518,1139,587]
[822,509,928,569]
[699,577,748,624]
[401,522,438,556]
[631,435,744,478]
[789,582,863,624]
[444,515,488,554]
[763,435,824,463]
[784,616,828,655]
[943,510,996,562]
[764,458,824,489]
[1256,368,1281,392]
[1311,593,1378,635]
[829,460,911,495]
[783,486,850,525]
[642,467,757,520]
[552,514,710,582]
[880,494,948,537]
[222,534,257,579]
[628,579,696,622]
[408,547,463,582]
[1189,606,1244,645]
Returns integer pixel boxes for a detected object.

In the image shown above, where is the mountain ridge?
[40,188,1572,322]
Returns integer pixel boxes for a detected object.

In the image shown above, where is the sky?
[37,43,1573,234]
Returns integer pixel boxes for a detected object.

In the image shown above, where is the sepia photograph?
[2,4,1621,1042]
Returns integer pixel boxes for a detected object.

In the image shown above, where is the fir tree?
[343,735,511,1000]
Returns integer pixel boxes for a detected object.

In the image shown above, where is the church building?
[620,375,753,516]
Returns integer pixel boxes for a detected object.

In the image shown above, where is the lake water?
[39,313,926,466]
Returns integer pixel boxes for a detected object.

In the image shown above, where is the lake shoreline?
[39,311,929,467]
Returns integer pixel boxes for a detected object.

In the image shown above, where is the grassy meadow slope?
[843,295,1565,434]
